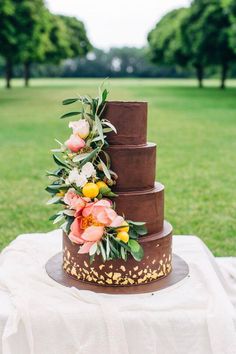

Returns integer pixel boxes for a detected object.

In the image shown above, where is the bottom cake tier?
[63,221,173,287]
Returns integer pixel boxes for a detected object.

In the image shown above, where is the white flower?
[65,168,87,187]
[75,173,87,188]
[81,162,96,178]
[69,120,90,139]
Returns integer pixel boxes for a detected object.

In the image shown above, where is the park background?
[0,0,235,255]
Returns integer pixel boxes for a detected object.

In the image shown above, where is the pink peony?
[64,189,89,215]
[69,120,90,139]
[65,134,85,153]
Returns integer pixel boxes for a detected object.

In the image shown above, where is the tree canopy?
[148,0,236,88]
[0,0,91,88]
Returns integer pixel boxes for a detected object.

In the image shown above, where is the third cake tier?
[115,182,164,234]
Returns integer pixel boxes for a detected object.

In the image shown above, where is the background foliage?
[0,0,236,87]
[0,78,235,255]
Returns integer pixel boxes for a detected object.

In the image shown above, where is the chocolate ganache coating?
[63,101,173,287]
[103,101,147,145]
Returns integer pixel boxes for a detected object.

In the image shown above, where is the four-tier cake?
[63,101,173,287]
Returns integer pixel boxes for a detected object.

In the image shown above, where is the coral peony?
[68,199,124,254]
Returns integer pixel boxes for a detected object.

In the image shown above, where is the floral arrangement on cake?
[46,84,147,263]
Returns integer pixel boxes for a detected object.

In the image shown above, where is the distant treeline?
[1,0,236,88]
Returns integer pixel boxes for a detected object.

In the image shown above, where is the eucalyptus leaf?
[46,196,62,205]
[95,114,104,143]
[102,120,117,134]
[53,214,65,224]
[60,111,82,119]
[80,147,100,167]
[53,154,71,169]
[99,242,106,262]
[62,98,79,105]
[106,236,110,258]
[99,158,111,179]
[72,153,90,163]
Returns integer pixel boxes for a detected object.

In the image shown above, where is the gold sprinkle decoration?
[106,279,112,284]
[99,264,105,270]
[71,266,77,276]
[134,266,138,271]
[66,250,71,259]
[109,265,113,269]
[105,272,113,278]
[120,265,126,272]
[138,270,143,276]
[84,261,88,268]
[128,278,134,284]
[113,273,122,281]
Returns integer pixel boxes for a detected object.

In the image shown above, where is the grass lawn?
[0,78,236,256]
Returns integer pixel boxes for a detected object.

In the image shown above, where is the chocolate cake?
[63,101,173,287]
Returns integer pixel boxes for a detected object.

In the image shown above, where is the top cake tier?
[102,101,147,145]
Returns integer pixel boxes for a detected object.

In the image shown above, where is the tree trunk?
[220,62,228,89]
[196,65,204,88]
[24,62,30,87]
[5,58,12,89]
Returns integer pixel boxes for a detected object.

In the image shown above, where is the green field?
[0,78,236,256]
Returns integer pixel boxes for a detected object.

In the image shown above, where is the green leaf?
[131,246,144,262]
[106,236,110,259]
[133,224,148,236]
[99,158,111,179]
[129,228,139,239]
[128,240,144,261]
[62,98,79,105]
[60,111,82,119]
[53,154,71,169]
[102,88,108,102]
[53,214,65,224]
[102,120,117,134]
[128,221,146,226]
[46,168,65,177]
[99,242,106,262]
[46,196,61,205]
[72,153,90,163]
[80,147,100,167]
[95,114,104,143]
[128,239,140,253]
[121,247,127,261]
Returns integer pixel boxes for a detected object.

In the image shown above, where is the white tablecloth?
[0,231,235,354]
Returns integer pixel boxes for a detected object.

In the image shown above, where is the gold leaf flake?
[113,273,122,281]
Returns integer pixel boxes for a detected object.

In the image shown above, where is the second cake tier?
[106,142,156,192]
[114,182,164,234]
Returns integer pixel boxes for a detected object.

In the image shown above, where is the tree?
[148,8,190,81]
[181,0,235,89]
[60,16,92,59]
[0,0,17,88]
[45,15,91,68]
[15,0,51,87]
